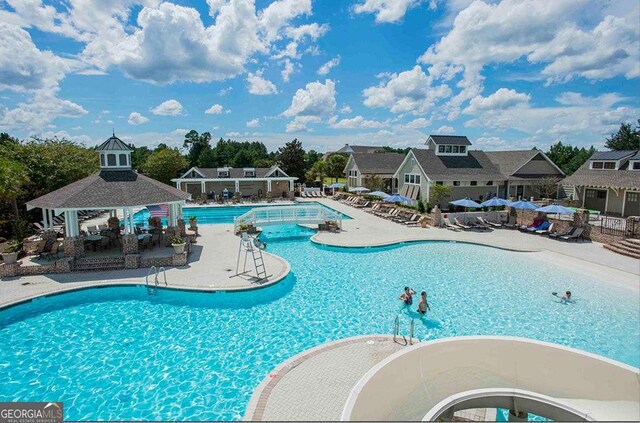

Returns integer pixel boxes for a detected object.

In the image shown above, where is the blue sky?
[0,0,638,153]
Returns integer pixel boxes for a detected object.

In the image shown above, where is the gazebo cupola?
[97,132,132,170]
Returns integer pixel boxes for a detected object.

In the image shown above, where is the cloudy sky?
[0,0,638,152]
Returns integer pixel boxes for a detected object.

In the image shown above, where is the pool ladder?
[393,315,415,346]
[145,266,167,295]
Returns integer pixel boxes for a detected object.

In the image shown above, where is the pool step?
[604,239,640,259]
[73,256,126,272]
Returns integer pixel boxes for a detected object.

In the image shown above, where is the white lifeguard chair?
[231,232,269,281]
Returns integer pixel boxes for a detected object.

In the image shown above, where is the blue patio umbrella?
[536,203,574,214]
[509,200,539,225]
[368,191,389,198]
[384,194,413,204]
[449,197,483,209]
[481,196,511,207]
[328,182,345,188]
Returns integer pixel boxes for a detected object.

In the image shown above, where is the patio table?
[138,233,152,240]
[84,235,104,251]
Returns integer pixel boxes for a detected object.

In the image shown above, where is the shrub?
[417,199,426,213]
[171,236,184,245]
[425,202,432,214]
[148,216,162,228]
[11,219,31,243]
[3,240,23,253]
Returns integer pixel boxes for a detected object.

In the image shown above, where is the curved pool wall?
[1,224,638,421]
[130,202,351,226]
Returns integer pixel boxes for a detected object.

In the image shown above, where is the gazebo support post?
[122,207,139,255]
[62,209,85,259]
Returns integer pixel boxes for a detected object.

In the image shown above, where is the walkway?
[303,199,639,288]
[0,224,289,308]
[244,335,405,421]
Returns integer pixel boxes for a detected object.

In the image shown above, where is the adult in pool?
[399,287,416,306]
[553,290,573,304]
[417,291,431,316]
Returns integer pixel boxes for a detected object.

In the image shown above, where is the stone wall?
[122,234,139,254]
[63,236,85,258]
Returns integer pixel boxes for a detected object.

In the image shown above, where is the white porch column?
[622,189,627,217]
[169,203,176,226]
[267,180,272,192]
[48,209,54,229]
[201,181,206,194]
[63,211,70,237]
[128,207,135,234]
[176,181,180,189]
[235,180,240,193]
[122,208,128,234]
[581,187,586,208]
[71,210,79,237]
[42,209,48,230]
[604,190,610,215]
[289,180,294,191]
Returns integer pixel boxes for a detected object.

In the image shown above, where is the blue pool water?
[131,202,351,226]
[0,224,638,421]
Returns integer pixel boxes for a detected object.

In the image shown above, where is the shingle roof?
[350,152,405,174]
[562,152,640,190]
[96,134,132,151]
[411,148,504,181]
[629,151,640,161]
[428,135,472,146]
[590,150,637,161]
[484,150,540,176]
[194,167,292,178]
[27,171,190,210]
[338,144,386,154]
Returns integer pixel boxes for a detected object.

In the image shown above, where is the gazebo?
[26,134,191,261]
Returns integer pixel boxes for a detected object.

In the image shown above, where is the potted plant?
[2,241,22,265]
[171,236,185,254]
[188,215,197,230]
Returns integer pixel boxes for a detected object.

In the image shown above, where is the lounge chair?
[353,201,371,209]
[549,226,574,239]
[378,208,399,219]
[535,222,554,236]
[520,219,543,232]
[444,219,461,231]
[478,216,501,228]
[403,215,421,226]
[560,227,583,242]
[393,212,413,223]
[528,221,550,232]
[453,217,472,230]
[364,203,380,213]
[471,218,492,231]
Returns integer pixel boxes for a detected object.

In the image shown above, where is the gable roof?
[629,151,640,161]
[428,135,472,146]
[484,149,564,177]
[186,166,293,179]
[562,151,640,190]
[97,134,131,151]
[410,148,504,181]
[27,170,190,210]
[349,152,405,174]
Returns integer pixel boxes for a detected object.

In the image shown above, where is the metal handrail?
[409,319,415,345]
[393,315,407,345]
[145,266,157,286]
[234,204,342,232]
[156,267,167,286]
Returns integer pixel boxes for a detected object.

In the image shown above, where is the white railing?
[234,205,342,232]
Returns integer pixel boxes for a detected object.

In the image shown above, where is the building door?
[624,191,640,217]
[584,189,607,212]
[516,185,524,200]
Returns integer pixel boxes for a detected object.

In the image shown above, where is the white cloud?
[257,0,312,42]
[0,91,87,130]
[246,118,260,127]
[205,104,224,114]
[128,112,149,125]
[281,59,296,82]
[464,88,531,113]
[285,115,321,132]
[330,115,385,129]
[284,23,329,41]
[218,87,233,96]
[340,105,352,114]
[353,0,423,23]
[151,99,184,116]
[405,117,432,128]
[226,131,242,137]
[317,56,340,75]
[283,79,336,117]
[247,70,278,95]
[362,65,452,115]
[435,125,455,134]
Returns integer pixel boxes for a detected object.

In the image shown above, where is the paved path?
[304,199,639,289]
[244,335,405,421]
[0,224,289,308]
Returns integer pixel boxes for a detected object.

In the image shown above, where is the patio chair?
[535,222,554,236]
[478,216,501,228]
[520,219,543,232]
[527,221,550,233]
[445,219,462,231]
[99,236,110,251]
[353,201,371,209]
[393,212,412,223]
[403,215,421,226]
[86,225,98,234]
[99,224,108,231]
[151,233,160,248]
[382,209,401,220]
[472,218,492,231]
[549,226,574,239]
[42,243,60,261]
[363,203,379,212]
[453,217,472,230]
[560,227,584,242]
[30,240,47,258]
[33,222,46,234]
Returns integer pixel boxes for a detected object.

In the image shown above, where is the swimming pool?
[0,225,638,420]
[130,202,351,226]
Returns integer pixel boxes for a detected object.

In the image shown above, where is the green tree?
[183,130,212,168]
[605,119,640,151]
[231,149,253,168]
[305,159,326,182]
[0,157,29,218]
[430,184,453,207]
[325,153,347,182]
[128,144,152,171]
[304,149,321,172]
[546,142,596,175]
[254,157,275,168]
[276,139,306,182]
[363,174,384,191]
[142,148,188,185]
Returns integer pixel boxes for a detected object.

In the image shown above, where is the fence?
[600,216,640,238]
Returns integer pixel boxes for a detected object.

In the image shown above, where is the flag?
[147,204,169,217]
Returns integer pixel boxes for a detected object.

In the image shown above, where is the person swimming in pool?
[553,290,573,303]
[417,291,430,316]
[399,287,416,306]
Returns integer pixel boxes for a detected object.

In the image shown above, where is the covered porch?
[177,178,295,200]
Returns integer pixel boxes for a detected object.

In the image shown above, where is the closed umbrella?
[449,197,483,209]
[480,196,511,207]
[384,194,413,204]
[368,191,389,199]
[509,200,539,225]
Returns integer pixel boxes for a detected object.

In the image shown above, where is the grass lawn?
[322,177,346,185]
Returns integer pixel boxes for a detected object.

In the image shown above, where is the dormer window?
[107,154,116,166]
[243,168,256,177]
[438,145,445,153]
[217,167,230,178]
[460,146,466,153]
[97,133,132,171]
[631,161,640,170]
[119,154,128,166]
[591,161,616,170]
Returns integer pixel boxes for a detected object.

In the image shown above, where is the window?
[470,181,477,186]
[628,192,639,202]
[438,145,445,153]
[415,175,421,184]
[592,161,603,169]
[218,171,229,178]
[445,145,452,153]
[597,190,607,199]
[486,181,493,186]
[119,154,127,166]
[592,161,616,170]
[603,162,616,169]
[459,146,466,153]
[405,174,410,183]
[633,162,640,170]
[409,175,415,183]
[436,181,444,186]
[107,154,116,166]
[453,181,460,186]
[453,146,459,153]
[100,154,105,166]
